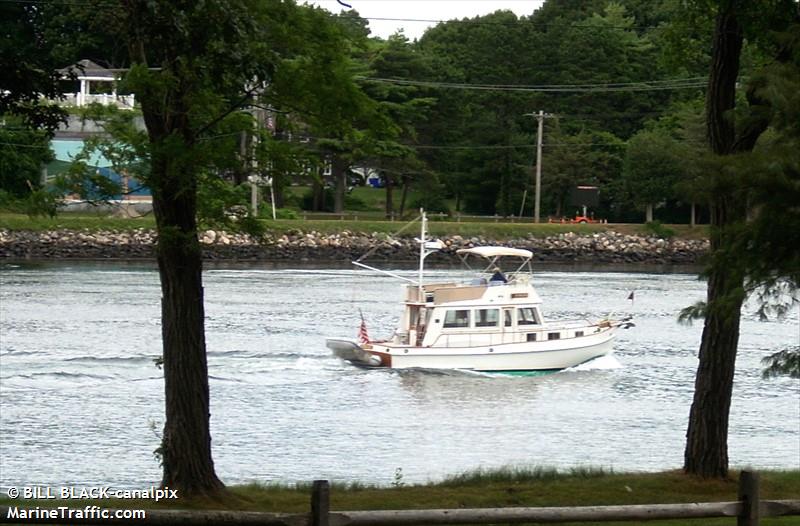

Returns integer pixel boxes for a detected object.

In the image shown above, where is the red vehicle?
[570,214,601,224]
[549,208,605,224]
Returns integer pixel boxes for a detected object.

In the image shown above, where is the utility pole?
[534,110,544,223]
[524,110,549,223]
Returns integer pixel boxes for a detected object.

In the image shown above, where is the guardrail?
[2,471,798,525]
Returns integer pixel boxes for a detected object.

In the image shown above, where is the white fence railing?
[58,93,136,110]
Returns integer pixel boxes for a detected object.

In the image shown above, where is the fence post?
[738,470,760,526]
[311,480,330,526]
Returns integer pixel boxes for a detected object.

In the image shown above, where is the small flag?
[358,310,370,344]
[627,291,635,301]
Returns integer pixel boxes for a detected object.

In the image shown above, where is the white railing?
[58,93,136,110]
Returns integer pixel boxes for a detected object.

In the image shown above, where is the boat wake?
[563,354,623,372]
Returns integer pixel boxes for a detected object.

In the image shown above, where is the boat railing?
[428,324,607,348]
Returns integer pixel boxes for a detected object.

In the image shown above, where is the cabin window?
[548,332,560,340]
[575,331,584,337]
[443,309,470,328]
[527,333,537,342]
[504,310,513,327]
[475,308,499,327]
[517,307,539,325]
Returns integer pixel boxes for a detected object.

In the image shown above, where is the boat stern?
[325,338,385,367]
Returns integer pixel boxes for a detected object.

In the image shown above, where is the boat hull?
[330,329,616,372]
[325,338,383,367]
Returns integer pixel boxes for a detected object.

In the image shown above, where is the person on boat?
[489,267,507,283]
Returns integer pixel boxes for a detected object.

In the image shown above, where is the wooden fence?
[2,471,799,525]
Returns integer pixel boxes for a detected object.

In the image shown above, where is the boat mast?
[418,209,427,300]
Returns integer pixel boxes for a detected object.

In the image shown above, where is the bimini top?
[456,246,533,259]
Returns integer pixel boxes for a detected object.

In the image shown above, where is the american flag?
[358,311,370,344]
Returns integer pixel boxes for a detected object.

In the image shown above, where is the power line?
[360,76,707,93]
[343,14,666,32]
[1,0,668,31]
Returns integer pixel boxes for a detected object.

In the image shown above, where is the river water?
[0,261,798,490]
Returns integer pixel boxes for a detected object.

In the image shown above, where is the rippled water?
[0,261,797,489]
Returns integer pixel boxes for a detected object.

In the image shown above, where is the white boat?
[326,212,632,372]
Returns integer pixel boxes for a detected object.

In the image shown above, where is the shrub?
[644,220,675,239]
[259,206,298,220]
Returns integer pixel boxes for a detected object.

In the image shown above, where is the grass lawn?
[0,211,709,240]
[1,469,798,525]
[0,211,157,231]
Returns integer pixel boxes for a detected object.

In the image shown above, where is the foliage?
[300,188,333,212]
[0,125,54,197]
[644,221,675,239]
[259,207,298,220]
[106,0,296,496]
[299,187,373,212]
[196,176,250,228]
[391,467,405,488]
[621,129,684,215]
[267,6,407,213]
[344,193,373,212]
[413,2,677,218]
[0,2,68,133]
[761,348,800,379]
[681,0,800,479]
[0,188,60,218]
[411,194,450,215]
[22,188,60,218]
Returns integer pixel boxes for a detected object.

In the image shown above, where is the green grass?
[263,218,611,238]
[0,211,709,241]
[0,211,156,231]
[284,185,438,213]
[1,469,798,525]
[262,219,708,240]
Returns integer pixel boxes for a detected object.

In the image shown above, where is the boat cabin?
[392,246,557,348]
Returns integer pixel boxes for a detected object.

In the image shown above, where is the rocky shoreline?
[0,228,709,264]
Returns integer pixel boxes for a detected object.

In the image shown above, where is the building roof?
[59,59,117,79]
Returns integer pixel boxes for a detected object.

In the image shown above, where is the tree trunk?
[684,202,745,478]
[332,155,347,214]
[312,173,324,212]
[124,9,225,495]
[385,173,394,219]
[153,178,224,495]
[274,180,284,209]
[684,4,745,479]
[690,202,696,227]
[645,203,654,223]
[234,130,247,186]
[399,175,409,217]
